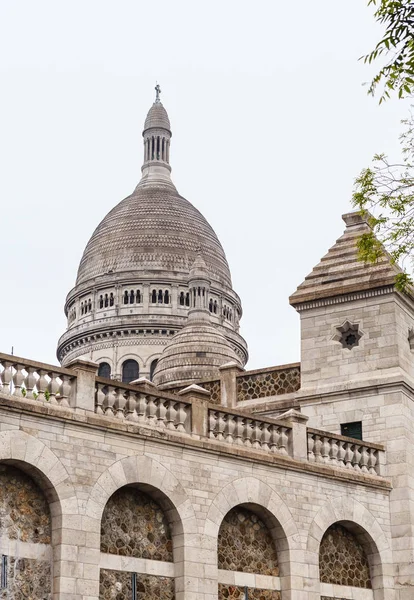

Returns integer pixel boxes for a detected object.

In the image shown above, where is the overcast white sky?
[0,1,409,369]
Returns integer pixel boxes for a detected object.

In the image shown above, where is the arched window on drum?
[122,360,139,384]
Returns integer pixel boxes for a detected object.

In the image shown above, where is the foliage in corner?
[364,0,414,103]
[352,111,414,290]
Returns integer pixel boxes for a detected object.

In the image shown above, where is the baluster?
[104,386,117,417]
[243,418,253,447]
[36,369,48,402]
[165,400,177,430]
[208,409,217,439]
[216,412,226,441]
[146,396,157,425]
[125,392,138,421]
[368,448,378,475]
[269,425,281,453]
[95,383,106,415]
[251,420,262,449]
[224,414,236,443]
[115,388,126,419]
[261,423,271,451]
[156,399,167,427]
[58,374,71,407]
[233,416,244,445]
[360,445,370,473]
[0,361,13,394]
[24,367,37,399]
[353,444,362,472]
[344,442,354,469]
[329,438,339,465]
[47,372,60,404]
[313,435,323,463]
[279,427,289,456]
[321,436,330,463]
[337,440,346,468]
[176,402,187,432]
[136,394,147,423]
[12,363,25,397]
[307,434,315,462]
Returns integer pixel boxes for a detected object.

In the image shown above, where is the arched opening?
[136,290,141,303]
[98,362,111,379]
[150,359,158,382]
[130,290,135,304]
[99,485,175,600]
[0,464,52,598]
[164,290,169,304]
[209,299,213,312]
[179,292,185,306]
[214,300,218,314]
[151,289,157,303]
[218,504,281,599]
[109,293,114,307]
[319,522,372,589]
[99,295,104,309]
[185,292,190,307]
[158,289,163,304]
[124,290,129,304]
[122,360,139,384]
[104,294,108,308]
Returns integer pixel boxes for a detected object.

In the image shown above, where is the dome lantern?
[141,84,172,186]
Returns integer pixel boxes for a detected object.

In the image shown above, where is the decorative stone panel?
[218,584,281,599]
[0,465,51,544]
[236,367,300,402]
[218,507,279,575]
[100,486,173,561]
[319,524,371,588]
[200,379,221,404]
[100,569,174,600]
[0,557,51,600]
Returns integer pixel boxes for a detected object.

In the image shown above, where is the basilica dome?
[75,184,232,289]
[57,87,248,379]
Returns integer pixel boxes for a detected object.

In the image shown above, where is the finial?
[155,83,161,103]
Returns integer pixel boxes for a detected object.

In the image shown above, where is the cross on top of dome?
[155,83,161,104]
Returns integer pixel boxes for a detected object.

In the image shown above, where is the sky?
[0,0,410,370]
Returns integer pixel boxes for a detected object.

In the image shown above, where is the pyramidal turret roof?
[290,211,406,308]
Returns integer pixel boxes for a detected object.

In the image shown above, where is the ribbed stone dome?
[76,182,232,288]
[144,102,171,132]
[153,318,242,387]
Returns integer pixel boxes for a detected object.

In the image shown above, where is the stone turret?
[153,254,242,388]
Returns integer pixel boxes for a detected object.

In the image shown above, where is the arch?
[206,476,297,598]
[151,289,157,303]
[122,359,139,384]
[307,496,393,595]
[150,359,159,382]
[98,362,111,379]
[89,456,197,600]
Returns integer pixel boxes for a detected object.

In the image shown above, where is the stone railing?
[236,364,301,402]
[307,428,384,475]
[95,377,191,433]
[0,352,76,406]
[0,352,386,478]
[208,407,292,456]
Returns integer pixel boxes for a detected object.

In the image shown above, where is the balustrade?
[0,353,75,407]
[95,380,191,433]
[208,409,292,456]
[307,429,382,475]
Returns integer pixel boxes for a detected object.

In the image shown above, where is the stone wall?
[319,524,371,588]
[236,366,300,402]
[0,557,51,600]
[100,569,174,600]
[0,465,52,599]
[218,584,281,599]
[0,465,51,544]
[218,507,278,575]
[100,487,173,561]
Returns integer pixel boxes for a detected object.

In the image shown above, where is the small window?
[104,294,109,308]
[98,362,111,379]
[122,359,139,384]
[136,290,141,303]
[179,292,185,306]
[124,291,129,305]
[158,289,163,303]
[150,359,158,382]
[164,290,169,304]
[341,421,362,441]
[185,292,190,307]
[109,293,114,307]
[99,295,104,309]
[151,289,157,303]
